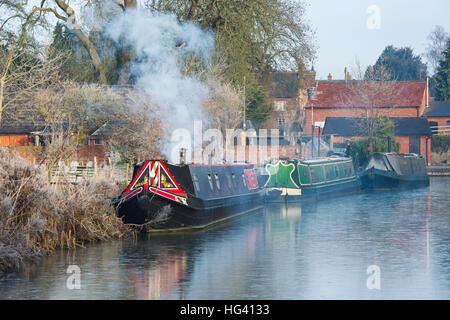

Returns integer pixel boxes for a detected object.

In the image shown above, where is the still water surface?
[1,177,449,299]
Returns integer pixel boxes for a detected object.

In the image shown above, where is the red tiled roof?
[306,81,426,108]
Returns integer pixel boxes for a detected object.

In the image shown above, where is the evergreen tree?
[366,45,428,81]
[435,39,450,101]
[49,23,97,83]
[49,23,123,84]
[245,76,273,127]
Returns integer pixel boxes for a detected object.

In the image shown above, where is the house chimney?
[305,66,317,88]
[328,73,332,81]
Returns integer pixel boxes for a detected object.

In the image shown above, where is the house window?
[274,100,286,111]
[93,138,102,145]
[429,121,438,135]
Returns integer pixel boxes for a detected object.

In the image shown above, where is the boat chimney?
[179,148,186,165]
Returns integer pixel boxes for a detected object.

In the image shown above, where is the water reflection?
[0,177,449,299]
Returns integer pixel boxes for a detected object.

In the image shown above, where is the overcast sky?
[303,0,450,80]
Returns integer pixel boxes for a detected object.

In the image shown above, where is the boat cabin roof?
[299,156,352,165]
[373,152,423,159]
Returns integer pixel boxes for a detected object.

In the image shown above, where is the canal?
[0,177,449,299]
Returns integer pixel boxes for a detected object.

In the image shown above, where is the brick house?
[304,79,429,135]
[322,117,432,163]
[264,68,317,142]
[0,103,108,162]
[423,101,450,135]
[0,105,45,147]
[0,125,41,147]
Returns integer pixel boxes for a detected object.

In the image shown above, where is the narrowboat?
[114,160,263,231]
[263,156,360,202]
[359,153,429,190]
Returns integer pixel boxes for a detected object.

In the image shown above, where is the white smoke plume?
[106,9,215,163]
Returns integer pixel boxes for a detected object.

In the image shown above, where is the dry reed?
[0,149,132,274]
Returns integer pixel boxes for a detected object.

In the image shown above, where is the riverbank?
[0,149,133,275]
[427,166,450,176]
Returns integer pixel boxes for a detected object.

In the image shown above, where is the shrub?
[0,149,131,274]
[430,150,450,165]
[334,137,399,166]
[431,136,450,154]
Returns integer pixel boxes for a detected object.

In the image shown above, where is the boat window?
[310,167,315,183]
[334,165,339,178]
[324,165,330,180]
[242,173,247,188]
[193,174,200,192]
[226,174,233,190]
[207,174,214,190]
[214,173,221,190]
[231,173,237,188]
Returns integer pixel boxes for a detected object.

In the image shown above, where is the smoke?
[106,9,215,162]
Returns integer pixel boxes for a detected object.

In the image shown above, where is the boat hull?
[262,157,359,203]
[117,189,264,232]
[265,177,360,202]
[360,168,430,190]
[359,153,430,190]
[115,160,264,232]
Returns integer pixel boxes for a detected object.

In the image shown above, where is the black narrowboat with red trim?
[114,160,263,231]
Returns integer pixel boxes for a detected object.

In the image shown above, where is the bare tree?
[0,38,63,126]
[203,79,244,134]
[31,83,115,179]
[1,1,139,84]
[29,0,108,83]
[91,86,165,163]
[425,25,449,74]
[341,60,402,152]
[32,83,165,167]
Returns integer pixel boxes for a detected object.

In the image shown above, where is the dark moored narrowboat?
[115,160,263,231]
[263,156,360,202]
[359,153,430,190]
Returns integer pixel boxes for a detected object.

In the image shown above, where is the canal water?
[0,177,449,299]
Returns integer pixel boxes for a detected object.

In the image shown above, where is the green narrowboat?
[263,156,360,202]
